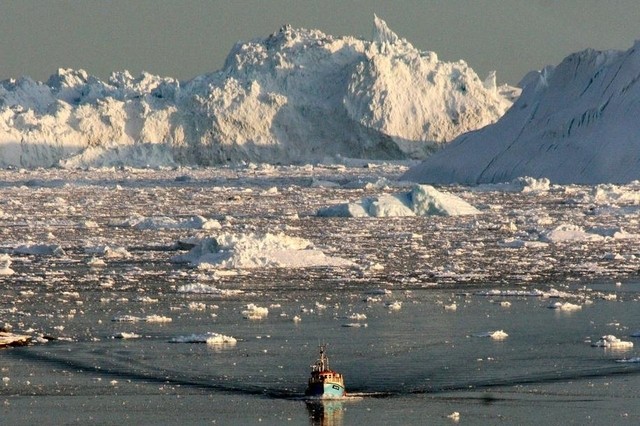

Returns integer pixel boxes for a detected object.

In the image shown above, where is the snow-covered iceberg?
[317,184,479,217]
[0,16,515,168]
[403,41,640,185]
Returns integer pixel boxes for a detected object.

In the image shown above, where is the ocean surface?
[2,165,640,425]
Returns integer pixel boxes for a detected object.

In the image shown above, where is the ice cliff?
[403,41,640,185]
[0,16,515,168]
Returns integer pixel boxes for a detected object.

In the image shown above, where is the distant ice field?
[2,164,640,424]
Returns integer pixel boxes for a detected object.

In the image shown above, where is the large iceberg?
[403,41,640,185]
[0,16,515,168]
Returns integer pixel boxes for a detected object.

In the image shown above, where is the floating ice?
[0,17,515,168]
[591,335,633,349]
[386,301,402,311]
[616,357,640,363]
[0,332,31,348]
[172,232,353,269]
[13,243,65,256]
[548,302,582,311]
[177,283,244,296]
[475,330,509,340]
[85,245,131,259]
[242,304,269,320]
[540,224,604,243]
[443,302,457,311]
[317,185,479,218]
[0,255,14,276]
[348,313,367,321]
[113,332,141,339]
[169,333,237,346]
[111,314,172,323]
[126,215,221,230]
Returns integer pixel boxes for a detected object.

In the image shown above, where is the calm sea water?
[4,279,640,425]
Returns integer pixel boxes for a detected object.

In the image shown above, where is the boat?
[305,344,346,399]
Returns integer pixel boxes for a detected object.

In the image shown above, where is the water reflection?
[306,400,344,426]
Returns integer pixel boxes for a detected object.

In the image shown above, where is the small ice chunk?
[475,330,508,340]
[548,302,582,311]
[113,332,141,339]
[443,302,457,311]
[242,304,269,320]
[386,301,402,311]
[0,255,15,276]
[447,411,460,422]
[591,335,633,349]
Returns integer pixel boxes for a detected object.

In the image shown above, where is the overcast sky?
[2,0,639,85]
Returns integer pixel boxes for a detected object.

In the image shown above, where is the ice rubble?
[172,232,353,269]
[403,40,640,185]
[111,314,172,323]
[121,215,221,230]
[176,283,244,296]
[0,17,515,168]
[317,184,479,217]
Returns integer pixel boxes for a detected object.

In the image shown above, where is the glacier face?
[0,17,515,168]
[404,41,640,185]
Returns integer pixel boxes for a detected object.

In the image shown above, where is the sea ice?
[169,333,237,346]
[0,255,14,276]
[172,232,353,269]
[475,330,509,340]
[13,243,65,256]
[176,283,244,296]
[591,335,633,349]
[317,185,479,218]
[548,302,582,311]
[242,304,269,320]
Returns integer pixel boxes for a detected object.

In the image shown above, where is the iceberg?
[317,185,479,217]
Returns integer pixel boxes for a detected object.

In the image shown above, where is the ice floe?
[112,332,141,339]
[176,283,244,296]
[0,255,14,276]
[0,332,31,348]
[475,330,509,340]
[172,232,353,269]
[111,314,172,323]
[169,333,237,346]
[317,185,479,218]
[547,302,582,311]
[13,243,65,256]
[242,304,269,320]
[591,335,633,349]
[124,215,222,230]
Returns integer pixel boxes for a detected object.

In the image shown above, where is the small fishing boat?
[305,344,345,398]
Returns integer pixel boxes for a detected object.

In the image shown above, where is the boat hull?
[305,381,345,399]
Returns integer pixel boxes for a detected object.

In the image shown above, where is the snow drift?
[403,41,640,185]
[0,16,515,168]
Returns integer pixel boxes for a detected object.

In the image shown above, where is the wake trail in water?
[9,345,640,400]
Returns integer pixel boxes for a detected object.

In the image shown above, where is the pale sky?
[1,0,639,85]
